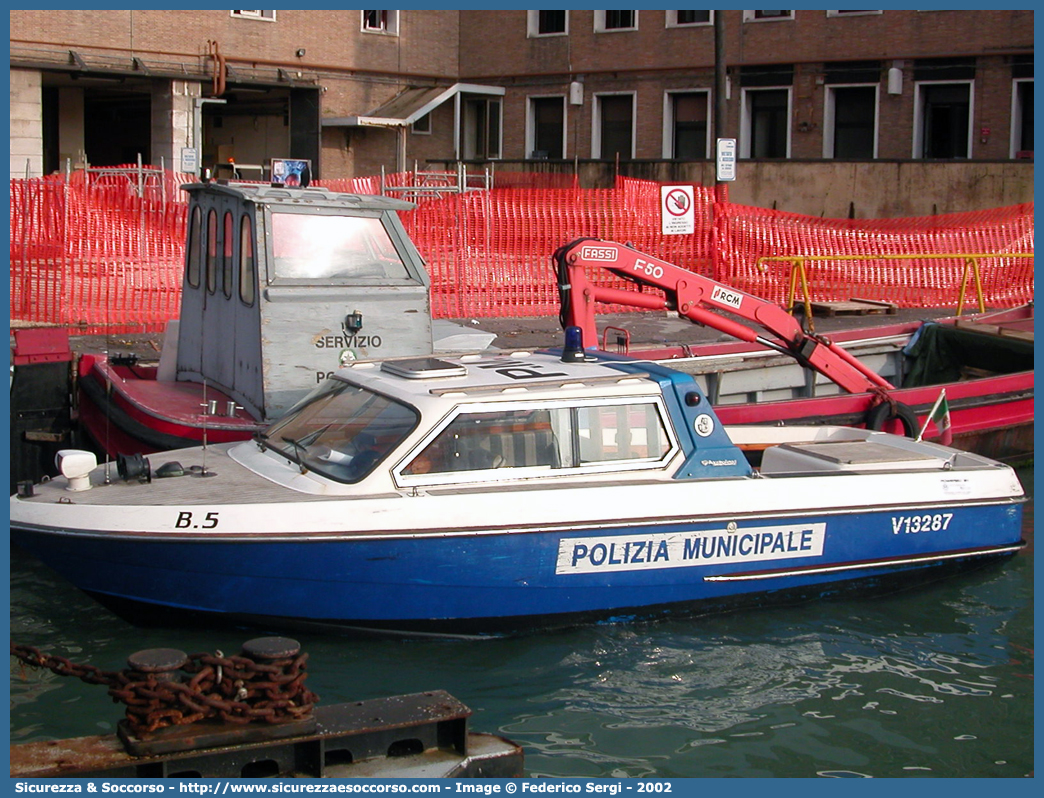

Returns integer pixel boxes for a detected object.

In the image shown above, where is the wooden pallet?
[808,298,898,317]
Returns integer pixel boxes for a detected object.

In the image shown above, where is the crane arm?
[554,237,894,394]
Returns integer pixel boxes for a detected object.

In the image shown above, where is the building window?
[595,94,635,159]
[230,10,275,21]
[1011,79,1033,158]
[665,91,710,159]
[362,10,386,30]
[743,10,794,21]
[738,64,793,158]
[826,10,882,16]
[595,10,637,32]
[916,83,973,158]
[668,11,712,27]
[529,96,566,159]
[362,10,398,34]
[912,58,975,159]
[742,88,791,158]
[412,113,431,135]
[529,10,568,36]
[825,86,878,159]
[1010,55,1033,158]
[461,98,502,159]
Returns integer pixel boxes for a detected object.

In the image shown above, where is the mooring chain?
[11,638,318,735]
[11,643,118,686]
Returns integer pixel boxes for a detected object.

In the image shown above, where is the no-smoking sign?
[660,185,695,235]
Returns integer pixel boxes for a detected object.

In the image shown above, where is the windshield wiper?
[277,424,335,474]
[280,436,310,474]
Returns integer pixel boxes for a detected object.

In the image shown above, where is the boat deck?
[17,431,998,513]
[87,359,260,431]
[954,308,1034,343]
[22,446,334,507]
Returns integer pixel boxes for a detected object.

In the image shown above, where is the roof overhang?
[322,83,505,128]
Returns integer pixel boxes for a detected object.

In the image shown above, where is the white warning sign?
[716,138,737,182]
[660,185,695,235]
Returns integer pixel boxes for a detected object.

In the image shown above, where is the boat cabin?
[175,182,433,422]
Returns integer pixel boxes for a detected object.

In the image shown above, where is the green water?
[9,468,1033,778]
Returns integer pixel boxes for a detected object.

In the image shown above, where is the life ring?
[866,401,919,438]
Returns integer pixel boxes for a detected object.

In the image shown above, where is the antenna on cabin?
[101,369,113,485]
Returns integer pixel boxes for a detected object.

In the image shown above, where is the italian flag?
[918,389,952,445]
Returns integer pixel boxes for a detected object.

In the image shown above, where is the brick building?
[462,9,1033,163]
[9,9,1034,182]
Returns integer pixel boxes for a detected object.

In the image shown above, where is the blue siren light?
[561,325,586,362]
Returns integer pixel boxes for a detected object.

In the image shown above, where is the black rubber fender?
[865,401,919,438]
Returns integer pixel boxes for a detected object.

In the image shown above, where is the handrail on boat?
[756,252,1035,326]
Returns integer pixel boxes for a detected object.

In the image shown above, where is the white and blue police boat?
[10,330,1026,636]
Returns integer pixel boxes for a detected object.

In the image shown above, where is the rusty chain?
[11,641,318,735]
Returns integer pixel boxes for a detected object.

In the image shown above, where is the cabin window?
[576,403,670,463]
[222,211,235,298]
[403,407,566,475]
[398,398,676,485]
[186,206,202,288]
[239,214,255,305]
[263,381,419,484]
[270,212,411,281]
[206,209,218,294]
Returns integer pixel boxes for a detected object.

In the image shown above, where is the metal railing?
[756,252,1035,322]
[380,161,492,199]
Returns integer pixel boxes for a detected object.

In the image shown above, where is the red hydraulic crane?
[554,238,894,395]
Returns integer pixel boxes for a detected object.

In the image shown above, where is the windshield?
[270,212,412,280]
[263,380,419,483]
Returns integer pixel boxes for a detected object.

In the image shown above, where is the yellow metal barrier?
[756,252,1035,321]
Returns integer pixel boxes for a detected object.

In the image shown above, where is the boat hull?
[79,551,1017,637]
[11,500,1023,636]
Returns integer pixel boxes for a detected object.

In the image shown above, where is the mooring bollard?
[241,636,301,662]
[125,648,189,683]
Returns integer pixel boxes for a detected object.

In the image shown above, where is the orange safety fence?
[397,178,717,318]
[9,169,1034,335]
[715,202,1035,310]
[10,169,190,333]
